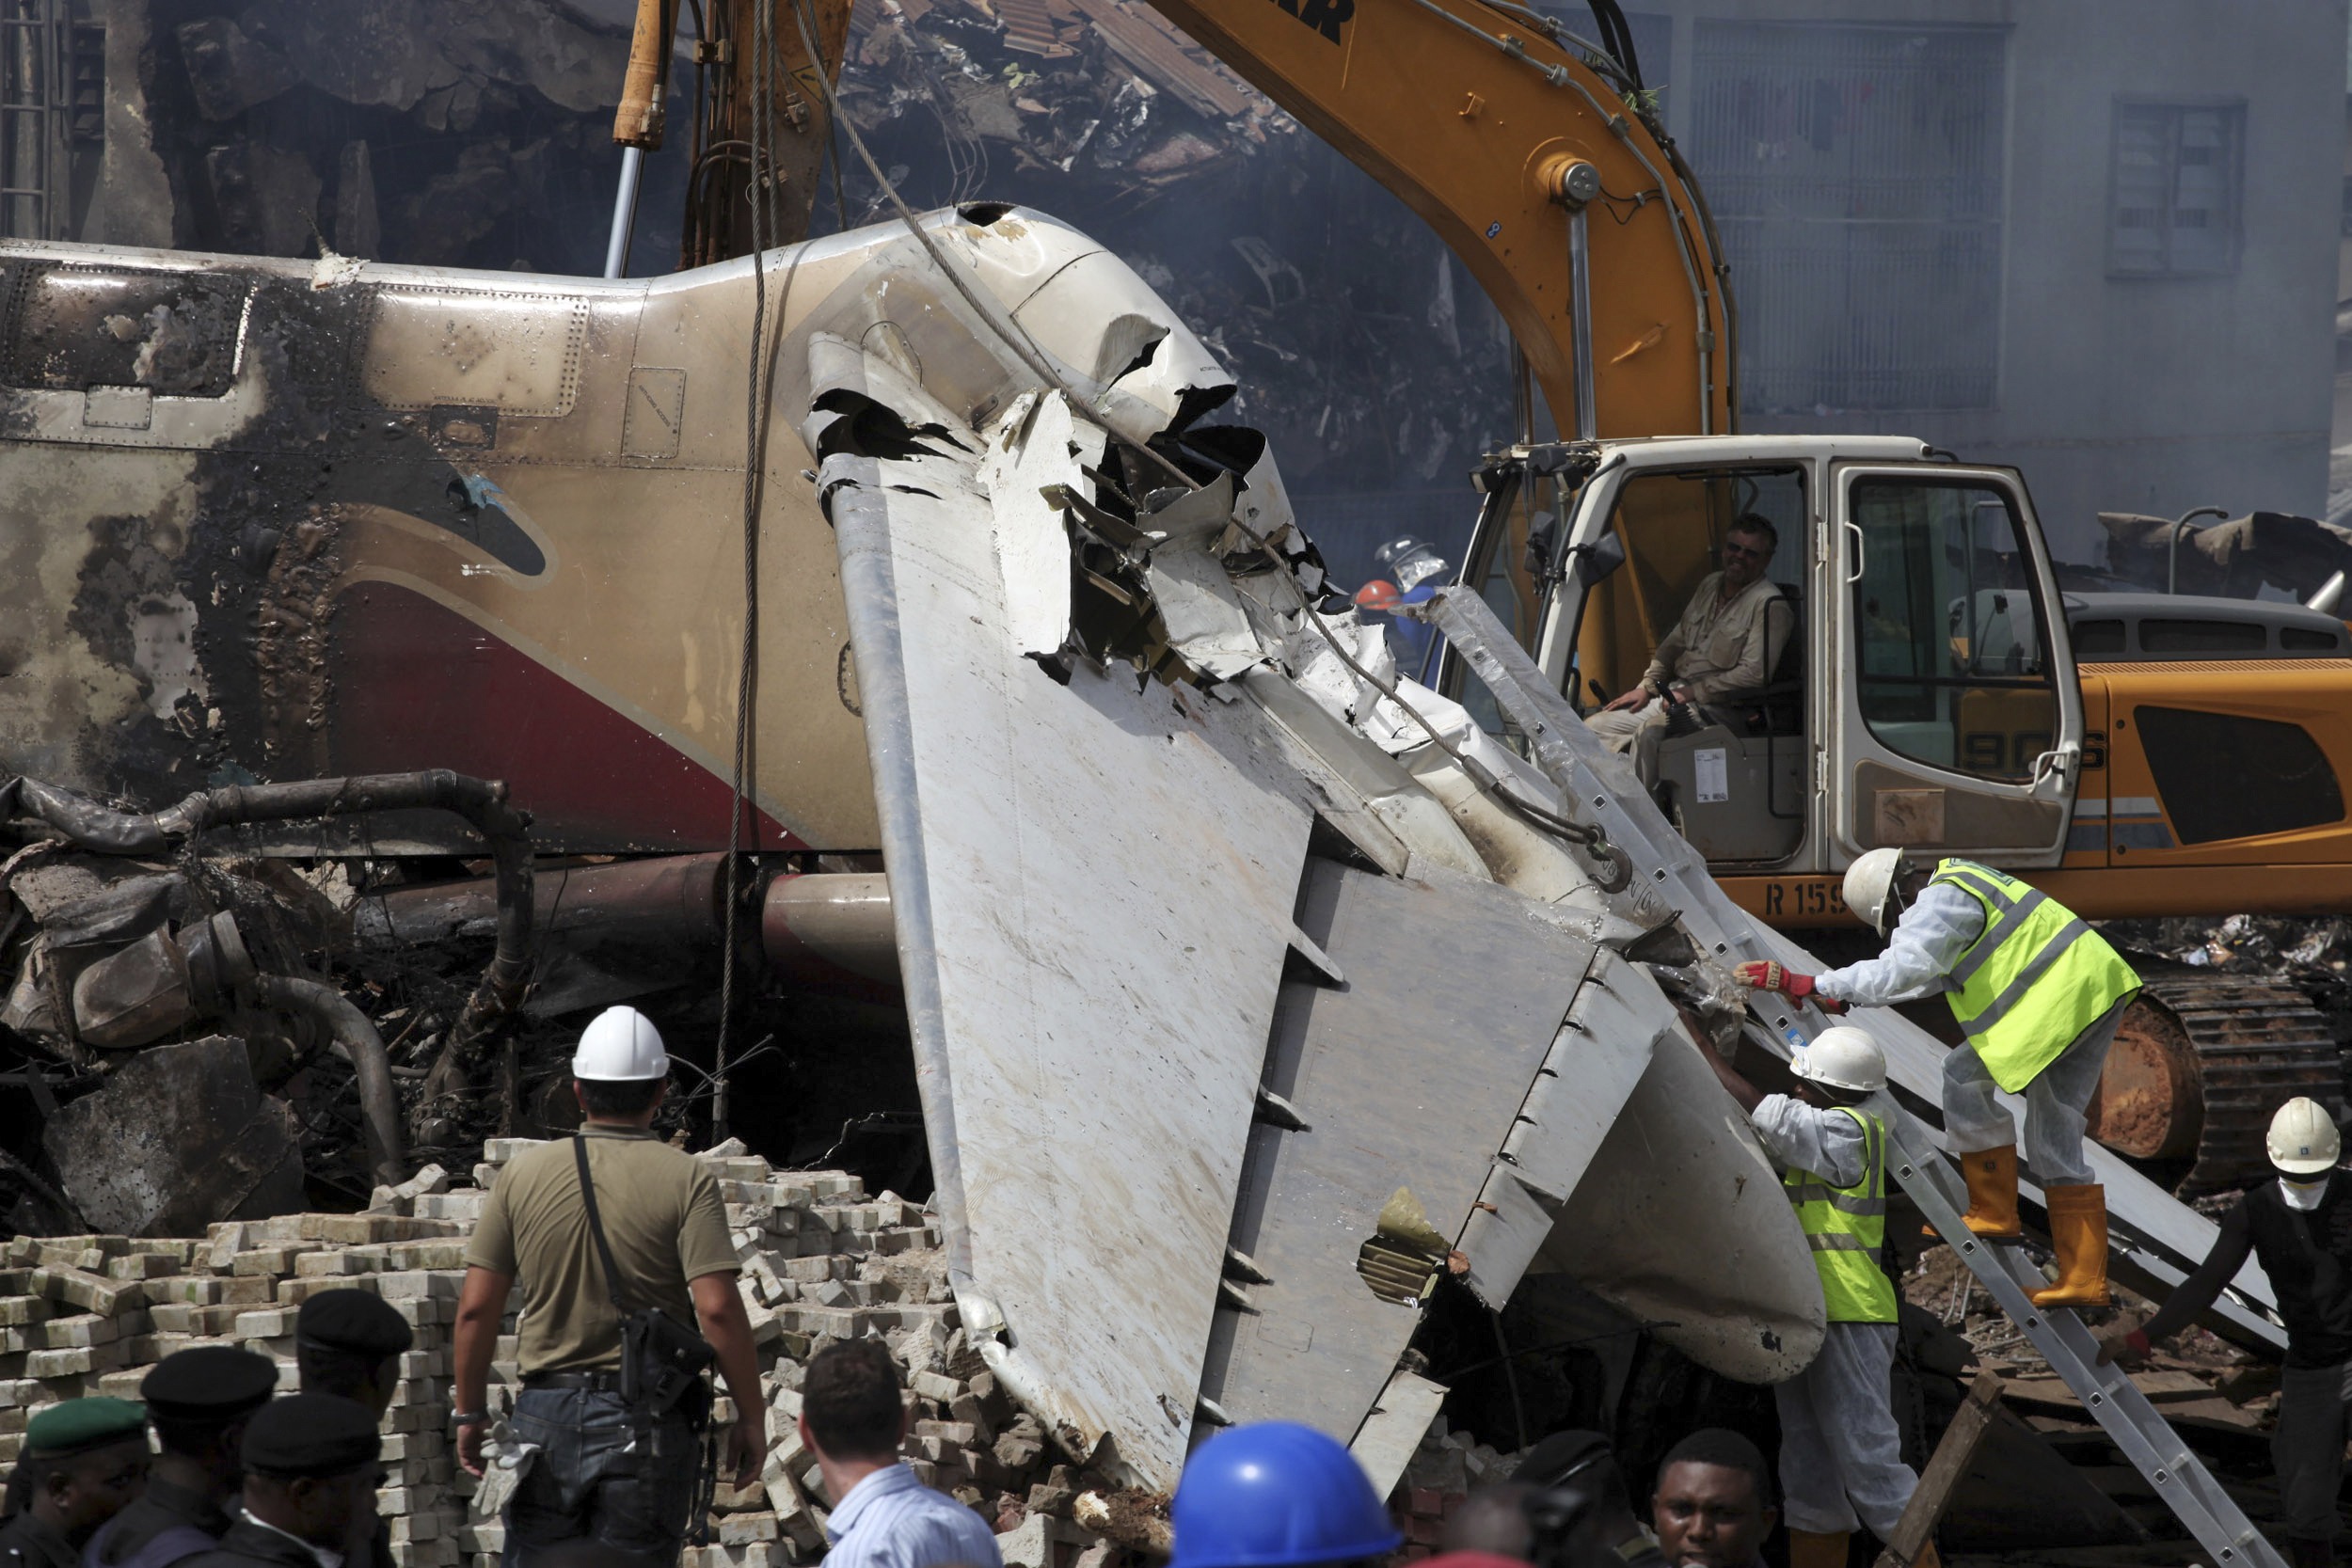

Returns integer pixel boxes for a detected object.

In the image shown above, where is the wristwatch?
[452,1410,489,1427]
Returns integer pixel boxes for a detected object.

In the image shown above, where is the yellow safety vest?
[1930,859,2140,1094]
[1785,1105,1897,1324]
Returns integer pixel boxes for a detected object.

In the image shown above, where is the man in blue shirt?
[801,1340,1001,1568]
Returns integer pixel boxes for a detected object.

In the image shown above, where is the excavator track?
[2090,976,2343,1195]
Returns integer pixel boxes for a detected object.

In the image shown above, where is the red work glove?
[1733,960,1816,998]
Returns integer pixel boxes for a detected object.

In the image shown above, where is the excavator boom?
[1145,0,1734,441]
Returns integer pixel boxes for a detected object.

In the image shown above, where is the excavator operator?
[1735,848,2142,1309]
[1583,515,1786,775]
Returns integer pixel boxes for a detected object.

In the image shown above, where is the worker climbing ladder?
[1421,585,2290,1568]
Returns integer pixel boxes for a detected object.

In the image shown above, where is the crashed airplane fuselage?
[0,210,1826,1487]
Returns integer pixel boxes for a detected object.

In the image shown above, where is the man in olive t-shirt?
[452,1007,763,1568]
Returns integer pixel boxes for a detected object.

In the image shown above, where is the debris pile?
[0,774,892,1239]
[1391,1427,1518,1560]
[838,0,1293,207]
[2104,913,2352,1059]
[2097,510,2352,602]
[0,772,549,1235]
[1897,1247,2301,1560]
[0,1139,1145,1568]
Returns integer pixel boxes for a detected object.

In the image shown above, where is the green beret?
[24,1398,147,1457]
[241,1394,380,1479]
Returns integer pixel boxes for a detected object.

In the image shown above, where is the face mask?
[2280,1175,2331,1211]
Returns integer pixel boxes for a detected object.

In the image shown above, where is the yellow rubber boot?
[2031,1182,2111,1307]
[1788,1529,1851,1568]
[1955,1144,2023,1240]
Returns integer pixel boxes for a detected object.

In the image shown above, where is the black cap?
[296,1290,414,1360]
[241,1395,382,1479]
[1516,1429,1613,1488]
[142,1347,280,1424]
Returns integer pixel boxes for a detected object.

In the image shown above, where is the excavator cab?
[1446,437,2087,909]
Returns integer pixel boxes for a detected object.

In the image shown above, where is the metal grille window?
[2109,102,2244,277]
[1691,23,2007,414]
[0,0,96,242]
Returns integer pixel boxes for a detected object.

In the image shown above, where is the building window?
[1690,23,2007,414]
[2108,101,2244,277]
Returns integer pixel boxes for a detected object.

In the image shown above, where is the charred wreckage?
[0,207,2287,1498]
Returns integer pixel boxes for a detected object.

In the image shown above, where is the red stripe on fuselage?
[328,582,807,852]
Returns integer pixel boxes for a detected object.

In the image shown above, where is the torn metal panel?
[42,1035,304,1236]
[1198,858,1613,1437]
[822,367,1315,1489]
[979,390,1103,658]
[1459,951,1686,1302]
[1349,1370,1450,1498]
[1238,671,1486,879]
[1540,1031,1826,1381]
[1141,476,1263,681]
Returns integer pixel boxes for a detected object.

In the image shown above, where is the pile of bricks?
[0,1205,474,1568]
[0,1138,1113,1568]
[1391,1424,1519,1561]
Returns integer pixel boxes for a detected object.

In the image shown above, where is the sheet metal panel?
[1200,860,1615,1435]
[831,449,1315,1490]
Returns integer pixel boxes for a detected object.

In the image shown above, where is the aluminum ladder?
[1421,584,2285,1568]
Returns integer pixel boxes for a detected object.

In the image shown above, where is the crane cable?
[714,0,785,1141]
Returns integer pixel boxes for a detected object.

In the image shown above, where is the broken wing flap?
[1454,950,1665,1302]
[1458,948,1827,1385]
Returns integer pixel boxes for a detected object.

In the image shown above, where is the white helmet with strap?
[1793,1025,1887,1095]
[2267,1097,2343,1176]
[1842,847,1910,937]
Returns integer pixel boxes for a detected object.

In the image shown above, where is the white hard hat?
[1843,847,1909,936]
[573,1006,670,1082]
[1792,1025,1887,1095]
[2267,1097,2343,1176]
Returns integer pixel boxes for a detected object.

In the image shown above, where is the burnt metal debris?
[0,769,536,1228]
[0,766,924,1234]
[2098,509,2352,602]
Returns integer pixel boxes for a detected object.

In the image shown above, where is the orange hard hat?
[1354,579,1401,610]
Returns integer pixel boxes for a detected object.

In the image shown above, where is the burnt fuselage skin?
[1,234,894,850]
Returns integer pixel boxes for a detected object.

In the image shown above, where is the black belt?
[522,1369,626,1392]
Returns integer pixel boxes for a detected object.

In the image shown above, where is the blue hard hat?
[1168,1421,1404,1568]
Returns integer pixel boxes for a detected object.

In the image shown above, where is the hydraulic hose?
[4,770,534,1069]
[251,973,405,1190]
